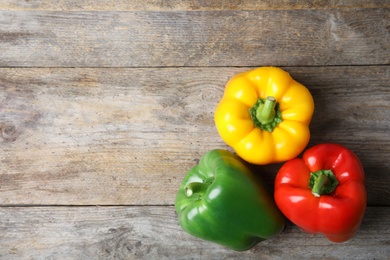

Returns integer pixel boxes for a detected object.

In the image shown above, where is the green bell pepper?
[175,149,285,251]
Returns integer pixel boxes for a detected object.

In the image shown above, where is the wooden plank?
[0,206,389,259]
[1,0,388,11]
[0,66,389,206]
[0,8,389,67]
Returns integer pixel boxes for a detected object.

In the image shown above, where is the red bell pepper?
[274,143,367,242]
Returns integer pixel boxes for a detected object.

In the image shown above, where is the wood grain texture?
[0,66,389,206]
[0,206,389,259]
[1,2,388,259]
[1,0,388,11]
[1,8,389,67]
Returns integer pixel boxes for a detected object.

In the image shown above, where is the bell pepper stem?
[311,174,329,197]
[256,96,276,125]
[185,182,208,197]
[309,169,339,197]
[249,97,283,132]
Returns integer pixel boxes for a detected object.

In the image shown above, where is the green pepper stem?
[185,182,208,197]
[255,96,276,125]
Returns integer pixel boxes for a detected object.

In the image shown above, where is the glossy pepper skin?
[175,149,285,251]
[274,143,367,242]
[214,67,314,165]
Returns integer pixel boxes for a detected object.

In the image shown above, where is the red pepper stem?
[309,169,339,197]
[185,182,208,198]
[311,174,329,197]
[256,96,276,125]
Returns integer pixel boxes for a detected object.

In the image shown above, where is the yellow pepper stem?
[255,96,277,125]
[249,96,282,132]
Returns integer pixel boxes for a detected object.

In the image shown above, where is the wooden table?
[1,1,389,259]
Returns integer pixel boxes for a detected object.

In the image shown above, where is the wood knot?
[1,124,19,142]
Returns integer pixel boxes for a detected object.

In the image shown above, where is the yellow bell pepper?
[214,67,314,165]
